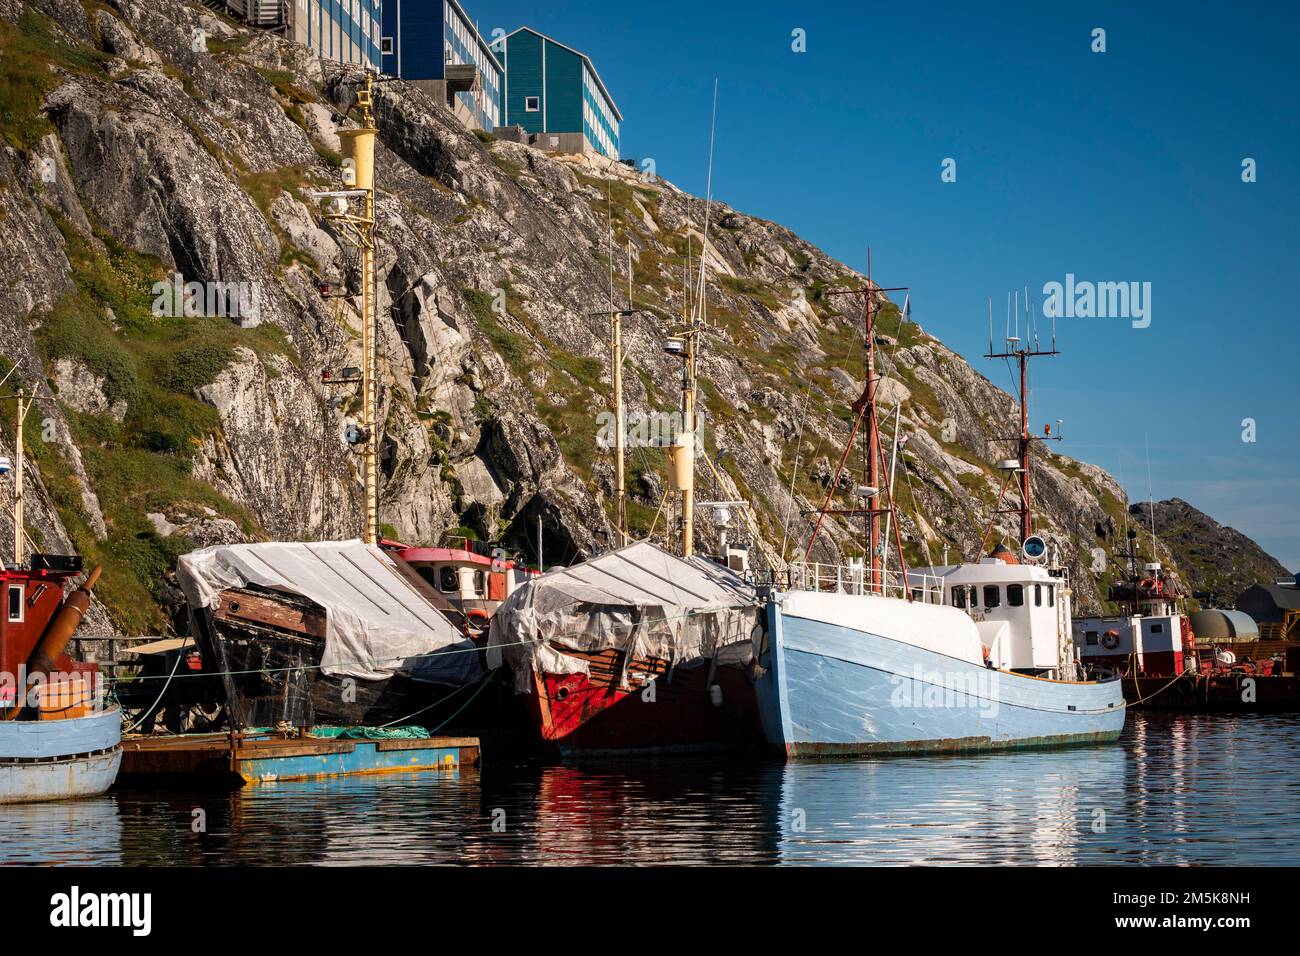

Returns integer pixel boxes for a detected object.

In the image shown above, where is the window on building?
[983,585,1001,609]
[382,37,394,54]
[7,584,23,623]
[1008,584,1024,607]
[1085,630,1099,646]
[525,96,540,112]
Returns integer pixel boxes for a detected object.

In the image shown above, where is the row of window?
[444,32,502,99]
[582,65,619,138]
[582,101,616,157]
[443,3,501,127]
[305,0,382,70]
[951,582,1055,610]
[418,566,487,599]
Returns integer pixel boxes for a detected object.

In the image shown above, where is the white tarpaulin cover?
[176,540,467,681]
[487,541,760,692]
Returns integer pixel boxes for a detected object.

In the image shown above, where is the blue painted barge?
[118,731,480,786]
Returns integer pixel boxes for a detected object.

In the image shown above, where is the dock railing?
[758,562,947,605]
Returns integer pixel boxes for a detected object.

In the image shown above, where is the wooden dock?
[117,731,480,787]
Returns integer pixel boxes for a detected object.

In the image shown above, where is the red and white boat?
[395,537,534,640]
[486,542,764,755]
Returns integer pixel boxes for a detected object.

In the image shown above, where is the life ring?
[1101,631,1121,650]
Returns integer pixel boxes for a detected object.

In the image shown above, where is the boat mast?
[805,254,909,595]
[986,292,1059,546]
[615,246,627,546]
[11,389,31,568]
[591,231,632,547]
[356,76,379,546]
[674,79,719,560]
[315,73,380,544]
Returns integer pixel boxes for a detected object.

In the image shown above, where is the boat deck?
[117,731,480,787]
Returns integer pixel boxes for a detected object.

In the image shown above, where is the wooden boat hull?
[0,705,122,804]
[191,588,480,728]
[526,646,764,755]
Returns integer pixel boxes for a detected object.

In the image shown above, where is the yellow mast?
[681,329,697,558]
[330,73,380,545]
[12,390,29,567]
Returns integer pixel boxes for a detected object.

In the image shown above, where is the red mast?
[803,251,909,595]
[986,294,1059,545]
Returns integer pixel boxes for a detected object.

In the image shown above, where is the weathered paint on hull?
[0,748,121,804]
[757,603,1125,759]
[782,730,1122,758]
[118,731,480,787]
[0,706,123,804]
[236,739,471,784]
[532,658,764,756]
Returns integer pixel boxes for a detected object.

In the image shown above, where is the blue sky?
[473,0,1299,569]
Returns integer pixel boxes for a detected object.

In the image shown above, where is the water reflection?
[1,713,1296,865]
[0,794,122,865]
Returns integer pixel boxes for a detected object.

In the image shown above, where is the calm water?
[3,713,1297,866]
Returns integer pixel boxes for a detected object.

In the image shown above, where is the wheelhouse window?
[7,583,23,623]
[1046,584,1055,607]
[952,587,968,609]
[438,567,459,593]
[1085,630,1099,646]
[474,571,486,597]
[1007,584,1024,607]
[983,585,1001,609]
[1150,623,1164,634]
[1034,583,1042,606]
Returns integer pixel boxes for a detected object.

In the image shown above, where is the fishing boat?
[0,385,120,803]
[752,278,1125,757]
[397,537,534,639]
[487,541,763,754]
[1075,549,1300,708]
[177,539,482,729]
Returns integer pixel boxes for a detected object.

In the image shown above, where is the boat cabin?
[1074,563,1188,677]
[397,539,533,638]
[913,553,1072,673]
[0,556,96,712]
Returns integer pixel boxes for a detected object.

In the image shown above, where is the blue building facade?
[491,27,621,159]
[380,0,503,132]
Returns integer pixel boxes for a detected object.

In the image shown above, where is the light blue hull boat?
[756,600,1125,758]
[0,705,122,804]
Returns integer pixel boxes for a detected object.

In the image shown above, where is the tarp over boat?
[486,541,761,692]
[176,540,470,681]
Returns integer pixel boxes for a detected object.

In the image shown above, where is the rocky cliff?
[1129,498,1290,606]
[0,0,1249,631]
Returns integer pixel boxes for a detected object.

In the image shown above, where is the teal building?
[491,27,621,159]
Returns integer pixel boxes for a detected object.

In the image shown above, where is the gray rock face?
[0,1,1258,631]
